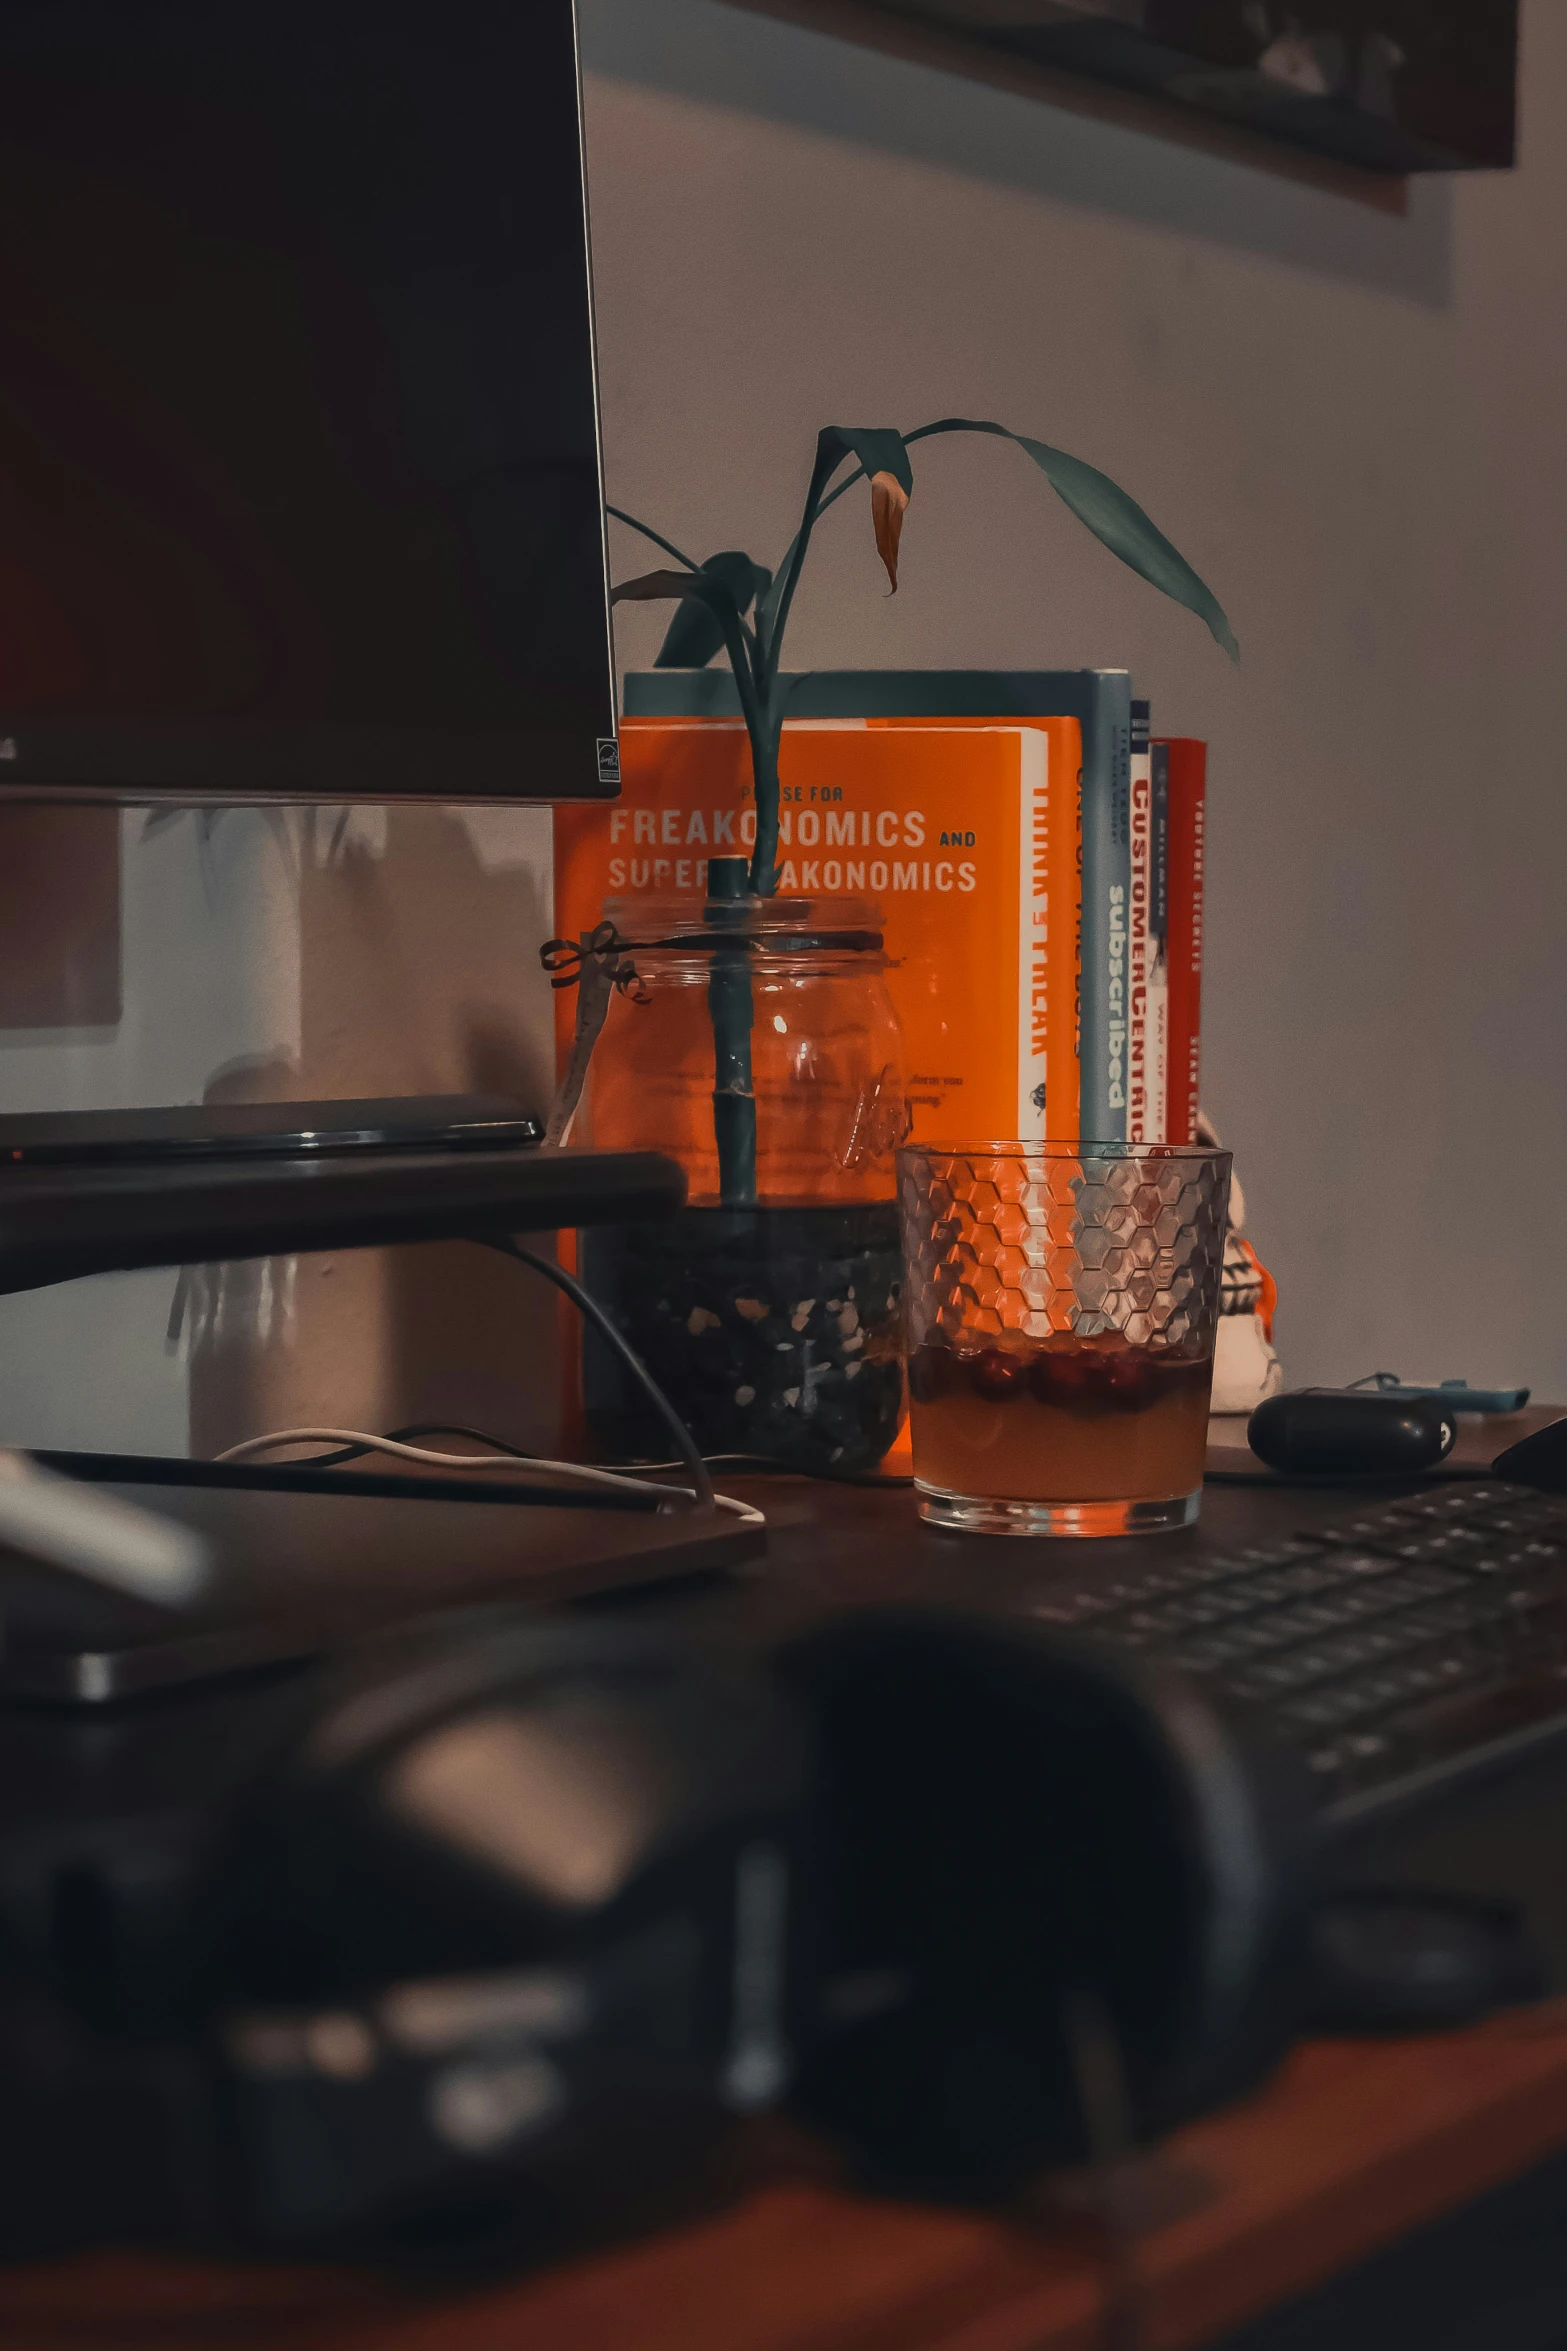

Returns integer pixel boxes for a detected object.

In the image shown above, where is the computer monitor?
[0,0,617,805]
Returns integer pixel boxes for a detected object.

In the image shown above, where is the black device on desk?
[0,1461,761,1701]
[1248,1387,1460,1478]
[0,1098,544,1167]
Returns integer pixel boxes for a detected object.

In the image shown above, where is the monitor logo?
[0,739,16,762]
[596,737,620,786]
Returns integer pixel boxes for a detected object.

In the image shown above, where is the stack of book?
[555,671,1206,1148]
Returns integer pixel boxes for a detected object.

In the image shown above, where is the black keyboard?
[1026,1482,1567,1823]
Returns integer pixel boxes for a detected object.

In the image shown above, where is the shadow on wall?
[185,804,568,1463]
[0,808,120,1030]
[577,0,1454,306]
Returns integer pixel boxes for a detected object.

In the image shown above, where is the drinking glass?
[897,1141,1232,1536]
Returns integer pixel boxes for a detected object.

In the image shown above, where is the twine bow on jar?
[540,920,650,1005]
[538,923,653,1148]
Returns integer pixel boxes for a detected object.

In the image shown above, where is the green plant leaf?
[818,426,912,497]
[613,567,766,750]
[906,417,1239,660]
[655,550,772,669]
[755,428,912,653]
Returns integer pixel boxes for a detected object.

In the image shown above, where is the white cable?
[214,1427,670,1494]
[210,1428,765,1526]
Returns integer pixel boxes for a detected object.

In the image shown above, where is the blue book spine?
[1077,673,1133,1142]
[1148,740,1171,1144]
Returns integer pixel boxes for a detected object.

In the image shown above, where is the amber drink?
[897,1144,1231,1537]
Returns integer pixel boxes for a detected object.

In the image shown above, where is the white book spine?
[1018,728,1049,1142]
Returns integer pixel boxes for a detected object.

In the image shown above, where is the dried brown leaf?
[869,471,909,593]
[610,568,696,604]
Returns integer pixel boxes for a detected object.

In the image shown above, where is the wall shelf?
[725,0,1519,209]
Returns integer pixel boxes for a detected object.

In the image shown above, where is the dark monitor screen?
[0,0,618,804]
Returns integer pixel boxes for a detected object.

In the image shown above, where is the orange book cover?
[554,717,1081,1144]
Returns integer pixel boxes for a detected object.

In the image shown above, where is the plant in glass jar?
[571,419,1236,1474]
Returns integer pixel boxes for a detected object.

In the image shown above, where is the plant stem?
[604,504,702,572]
[747,696,784,896]
[747,439,858,893]
[707,856,757,1205]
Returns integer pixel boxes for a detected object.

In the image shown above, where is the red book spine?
[1159,739,1206,1148]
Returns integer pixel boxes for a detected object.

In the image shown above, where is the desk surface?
[8,2002,1567,2351]
[9,1456,1567,2351]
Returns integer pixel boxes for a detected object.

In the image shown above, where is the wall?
[0,803,562,1455]
[0,807,299,1451]
[582,0,1567,1397]
[0,0,1560,1449]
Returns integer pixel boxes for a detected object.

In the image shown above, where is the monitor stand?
[0,1121,741,1700]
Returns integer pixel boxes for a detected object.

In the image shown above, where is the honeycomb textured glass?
[897,1142,1232,1538]
[900,1146,1229,1351]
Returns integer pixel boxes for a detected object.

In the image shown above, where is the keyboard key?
[1474,1504,1566,1537]
[1210,1619,1295,1656]
[1310,1627,1417,1670]
[1459,1545,1552,1578]
[1388,1491,1496,1524]
[1239,1563,1355,1605]
[1223,1659,1318,1699]
[1335,1733,1396,1779]
[1030,1592,1116,1625]
[1371,1566,1469,1605]
[1383,1529,1508,1564]
[1311,1547,1410,1581]
[1286,1687,1382,1730]
[1396,1599,1491,1640]
[1313,1521,1403,1548]
[1143,1590,1255,1630]
[1442,1526,1521,1554]
[1144,1555,1252,1592]
[1102,1575,1178,1605]
[1358,1671,1414,1706]
[1168,1634,1263,1674]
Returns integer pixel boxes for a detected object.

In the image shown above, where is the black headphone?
[0,1606,1315,2266]
[779,1609,1314,2201]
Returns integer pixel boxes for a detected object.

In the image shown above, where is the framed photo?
[878,1,1519,171]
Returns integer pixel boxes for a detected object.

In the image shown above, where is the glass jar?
[576,891,908,1474]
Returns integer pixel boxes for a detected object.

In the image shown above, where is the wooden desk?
[7,2017,1567,2351]
[7,1456,1567,2351]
